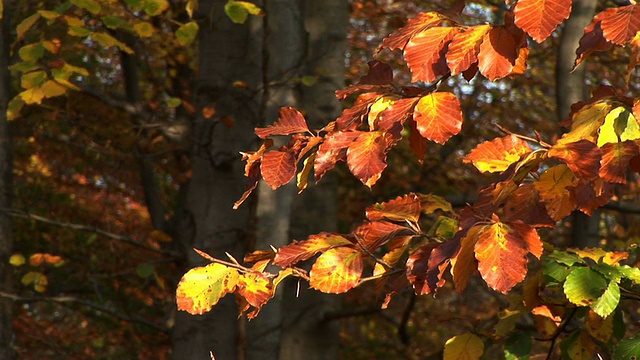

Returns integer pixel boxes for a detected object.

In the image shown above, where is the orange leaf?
[478,26,519,81]
[463,134,531,173]
[336,93,380,130]
[237,272,273,317]
[273,232,353,267]
[513,0,571,43]
[354,221,411,251]
[377,97,419,138]
[575,178,613,216]
[600,141,639,183]
[450,225,483,292]
[309,247,363,294]
[346,131,393,187]
[600,5,640,45]
[313,131,359,182]
[474,222,532,293]
[548,140,602,180]
[413,92,463,144]
[255,107,310,139]
[446,25,491,75]
[366,193,421,223]
[503,184,555,228]
[534,164,578,220]
[260,150,296,190]
[379,11,447,51]
[406,244,437,295]
[404,27,459,83]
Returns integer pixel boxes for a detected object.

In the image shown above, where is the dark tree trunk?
[0,1,15,359]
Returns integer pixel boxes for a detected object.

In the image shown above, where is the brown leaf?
[600,141,639,183]
[503,184,555,228]
[450,225,483,292]
[313,131,360,182]
[355,221,412,251]
[366,193,421,223]
[548,140,602,180]
[359,60,394,85]
[255,107,310,139]
[273,232,353,267]
[261,150,296,190]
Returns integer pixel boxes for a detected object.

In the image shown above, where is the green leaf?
[18,43,45,62]
[92,32,134,54]
[101,16,133,31]
[136,263,155,278]
[432,216,458,239]
[614,333,640,360]
[7,97,25,120]
[591,281,620,318]
[54,2,73,14]
[38,10,61,20]
[143,0,169,16]
[444,333,484,360]
[68,26,92,37]
[504,332,532,360]
[123,0,142,10]
[71,0,101,14]
[17,13,40,39]
[9,61,40,73]
[543,261,572,284]
[9,254,26,266]
[617,265,640,283]
[20,70,47,89]
[225,0,263,24]
[175,22,199,46]
[560,330,594,360]
[547,250,584,266]
[613,308,626,340]
[165,97,182,108]
[563,267,608,307]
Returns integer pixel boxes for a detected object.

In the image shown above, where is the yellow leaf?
[176,263,239,315]
[7,97,25,120]
[9,254,26,266]
[143,0,169,16]
[20,70,47,89]
[558,102,611,145]
[296,153,315,193]
[22,271,48,292]
[17,13,40,39]
[41,80,68,98]
[444,333,484,360]
[597,106,640,146]
[133,22,154,38]
[368,96,395,130]
[19,86,45,104]
[309,247,363,294]
[534,164,578,220]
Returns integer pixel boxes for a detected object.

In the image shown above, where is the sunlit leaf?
[260,150,296,190]
[176,22,199,46]
[309,247,363,294]
[404,27,459,83]
[513,0,571,43]
[273,232,353,267]
[600,141,639,183]
[548,140,601,180]
[176,263,239,315]
[9,254,26,266]
[92,32,134,54]
[346,131,392,187]
[413,92,463,145]
[41,80,68,98]
[354,221,409,251]
[534,164,578,220]
[446,25,490,75]
[237,272,273,316]
[133,22,154,38]
[464,135,532,173]
[450,225,482,292]
[366,193,421,223]
[478,26,520,81]
[20,70,47,89]
[558,101,611,144]
[564,267,607,307]
[313,131,359,182]
[225,0,263,24]
[143,0,169,16]
[599,5,640,45]
[443,333,484,360]
[296,153,315,193]
[255,107,310,139]
[597,106,640,147]
[379,11,447,51]
[591,281,620,318]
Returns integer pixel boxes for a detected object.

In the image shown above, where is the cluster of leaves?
[174,1,640,359]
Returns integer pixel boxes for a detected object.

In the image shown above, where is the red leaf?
[406,245,437,295]
[600,141,639,183]
[413,92,463,145]
[404,27,459,83]
[463,134,532,173]
[379,11,447,51]
[503,184,555,228]
[355,221,411,251]
[261,150,296,190]
[309,247,363,294]
[313,131,360,182]
[237,273,273,315]
[408,118,428,162]
[548,140,602,180]
[347,131,393,187]
[255,107,310,139]
[513,0,571,43]
[234,161,261,209]
[273,232,353,267]
[359,60,394,85]
[377,97,419,139]
[478,26,519,81]
[450,225,482,292]
[575,179,613,216]
[446,25,491,75]
[366,193,422,223]
[474,222,532,294]
[575,15,613,69]
[336,93,380,130]
[600,5,640,45]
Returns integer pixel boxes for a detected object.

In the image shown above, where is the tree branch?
[0,290,168,332]
[0,207,179,257]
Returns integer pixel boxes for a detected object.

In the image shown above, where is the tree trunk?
[0,1,15,359]
[279,1,348,359]
[555,0,598,247]
[248,1,305,359]
[171,1,263,359]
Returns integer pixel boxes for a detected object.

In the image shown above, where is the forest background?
[3,0,640,359]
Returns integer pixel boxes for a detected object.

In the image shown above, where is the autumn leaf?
[377,97,418,138]
[176,263,240,315]
[474,221,540,293]
[358,60,394,85]
[346,131,392,187]
[413,92,463,144]
[450,225,483,292]
[336,93,380,130]
[313,131,360,182]
[236,272,273,317]
[309,247,363,294]
[446,25,490,75]
[600,141,639,184]
[464,135,532,173]
[404,27,459,83]
[443,333,484,360]
[379,11,447,51]
[548,140,601,180]
[366,193,421,223]
[503,184,555,227]
[354,221,411,251]
[406,244,437,295]
[255,107,310,139]
[574,17,613,68]
[560,330,596,360]
[513,0,571,43]
[558,101,611,144]
[534,164,578,220]
[477,26,520,81]
[260,150,296,190]
[599,5,640,45]
[273,232,353,267]
[597,106,640,147]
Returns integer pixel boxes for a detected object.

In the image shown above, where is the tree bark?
[0,1,15,359]
[171,1,263,359]
[279,1,348,359]
[555,0,598,247]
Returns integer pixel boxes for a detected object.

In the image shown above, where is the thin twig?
[496,124,552,148]
[354,233,392,270]
[0,290,168,332]
[0,207,179,257]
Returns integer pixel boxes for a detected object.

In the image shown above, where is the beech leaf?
[563,267,608,307]
[379,11,446,51]
[346,131,392,187]
[260,150,296,190]
[446,25,490,75]
[413,92,463,145]
[176,263,239,315]
[309,247,363,294]
[443,333,485,360]
[464,135,532,173]
[534,164,578,220]
[513,0,571,43]
[600,141,639,184]
[255,107,310,139]
[548,140,601,180]
[366,193,421,223]
[600,5,640,45]
[477,26,519,81]
[273,233,353,267]
[404,27,459,83]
